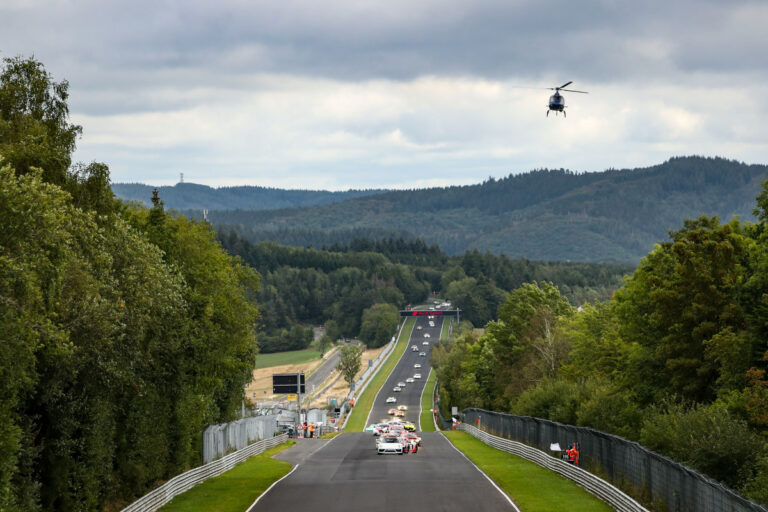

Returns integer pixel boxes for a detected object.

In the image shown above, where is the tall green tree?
[337,344,363,386]
[358,303,399,348]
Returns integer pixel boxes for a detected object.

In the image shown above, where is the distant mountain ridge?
[111,182,386,210]
[200,156,767,263]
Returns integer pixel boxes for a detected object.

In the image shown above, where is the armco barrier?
[463,409,768,512]
[121,434,287,512]
[457,423,647,512]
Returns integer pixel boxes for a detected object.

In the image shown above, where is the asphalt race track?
[249,314,517,512]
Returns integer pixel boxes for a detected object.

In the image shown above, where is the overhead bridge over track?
[400,309,460,317]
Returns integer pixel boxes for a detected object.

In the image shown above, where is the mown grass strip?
[439,317,451,340]
[158,441,296,512]
[254,347,322,369]
[443,432,612,512]
[345,317,415,432]
[420,369,438,432]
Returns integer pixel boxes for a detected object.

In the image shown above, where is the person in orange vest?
[309,423,315,439]
[567,444,575,464]
[573,444,580,466]
[303,422,308,438]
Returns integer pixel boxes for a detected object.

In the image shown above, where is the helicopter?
[546,81,588,117]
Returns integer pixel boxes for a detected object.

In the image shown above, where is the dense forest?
[112,182,384,210]
[218,230,632,350]
[1,58,260,511]
[205,156,767,262]
[433,184,768,504]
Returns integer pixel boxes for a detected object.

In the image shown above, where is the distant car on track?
[419,351,426,356]
[398,381,406,387]
[414,363,422,369]
[393,386,402,392]
[388,408,397,415]
[414,373,422,379]
[386,396,397,403]
[424,333,430,338]
[423,341,430,345]
[397,405,408,411]
[417,325,423,330]
[406,377,415,383]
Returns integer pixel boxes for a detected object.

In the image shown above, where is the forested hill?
[111,182,385,210]
[207,156,767,262]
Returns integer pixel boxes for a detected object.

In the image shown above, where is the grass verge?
[344,318,415,431]
[158,441,296,512]
[420,369,438,432]
[443,432,612,512]
[439,318,451,340]
[255,348,322,369]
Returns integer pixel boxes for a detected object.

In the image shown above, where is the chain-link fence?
[463,409,767,512]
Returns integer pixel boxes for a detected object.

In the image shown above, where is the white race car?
[414,363,422,369]
[377,435,404,455]
[386,396,397,403]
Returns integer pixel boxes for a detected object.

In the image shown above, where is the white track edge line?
[440,432,521,512]
[363,319,415,428]
[246,462,300,512]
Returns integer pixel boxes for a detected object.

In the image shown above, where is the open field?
[442,431,613,512]
[158,442,295,512]
[344,318,415,431]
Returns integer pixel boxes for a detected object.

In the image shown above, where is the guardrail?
[458,423,647,512]
[121,434,288,512]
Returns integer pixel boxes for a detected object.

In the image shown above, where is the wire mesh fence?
[463,408,768,512]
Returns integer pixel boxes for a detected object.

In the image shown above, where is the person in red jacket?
[566,444,575,464]
[573,444,580,466]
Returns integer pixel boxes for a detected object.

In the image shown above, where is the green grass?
[254,347,323,369]
[443,432,613,512]
[439,318,451,340]
[420,369,438,432]
[344,318,415,431]
[159,442,295,512]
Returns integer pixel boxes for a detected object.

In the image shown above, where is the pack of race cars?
[371,419,423,455]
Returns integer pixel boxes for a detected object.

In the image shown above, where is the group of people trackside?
[566,443,580,466]
[301,422,317,438]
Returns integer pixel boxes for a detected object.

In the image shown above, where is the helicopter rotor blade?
[559,81,573,89]
[560,88,589,94]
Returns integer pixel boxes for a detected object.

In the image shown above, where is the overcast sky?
[2,0,766,189]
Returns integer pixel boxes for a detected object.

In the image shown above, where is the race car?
[398,381,406,387]
[394,410,406,418]
[414,363,422,369]
[423,341,430,345]
[417,325,423,330]
[424,333,430,338]
[393,386,402,392]
[414,373,422,379]
[412,346,419,351]
[386,396,397,403]
[403,431,422,446]
[402,422,416,432]
[406,377,415,383]
[377,435,404,455]
[387,408,397,415]
[419,351,426,356]
[397,405,408,411]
